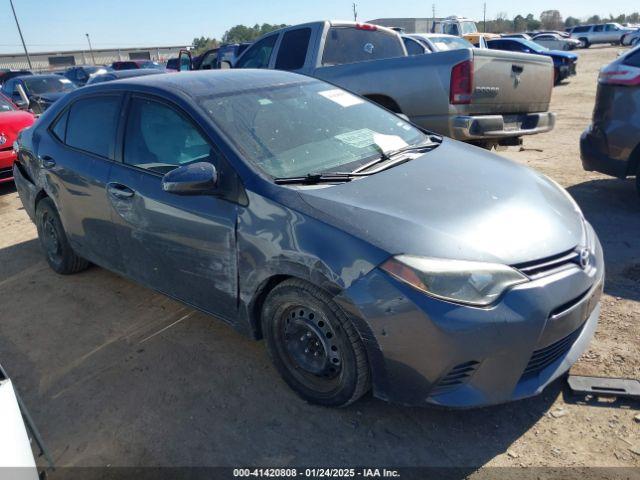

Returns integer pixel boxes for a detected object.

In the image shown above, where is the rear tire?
[261,279,370,407]
[579,38,590,48]
[35,198,89,275]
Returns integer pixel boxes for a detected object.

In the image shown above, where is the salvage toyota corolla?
[13,70,604,407]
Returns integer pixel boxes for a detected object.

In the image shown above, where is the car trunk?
[466,49,554,115]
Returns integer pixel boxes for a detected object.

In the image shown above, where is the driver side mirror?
[162,162,218,195]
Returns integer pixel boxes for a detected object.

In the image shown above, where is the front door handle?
[107,183,135,199]
[40,155,56,169]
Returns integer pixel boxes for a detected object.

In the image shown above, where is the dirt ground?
[0,45,638,473]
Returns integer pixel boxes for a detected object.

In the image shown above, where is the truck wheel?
[261,279,370,407]
[35,197,90,275]
[579,38,590,48]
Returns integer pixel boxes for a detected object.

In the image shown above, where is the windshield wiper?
[352,138,442,174]
[274,172,356,185]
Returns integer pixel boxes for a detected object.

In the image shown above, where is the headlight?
[380,255,528,307]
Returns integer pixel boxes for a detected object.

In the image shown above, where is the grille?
[521,324,584,378]
[430,361,480,395]
[514,249,580,278]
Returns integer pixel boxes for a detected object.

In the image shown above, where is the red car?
[0,94,35,184]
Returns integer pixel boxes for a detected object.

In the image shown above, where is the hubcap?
[42,214,61,260]
[282,307,342,378]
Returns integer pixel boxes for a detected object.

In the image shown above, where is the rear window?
[322,27,405,66]
[623,49,640,68]
[275,28,312,70]
[403,37,425,55]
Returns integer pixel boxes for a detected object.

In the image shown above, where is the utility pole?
[483,2,487,33]
[85,33,96,65]
[432,4,436,32]
[352,2,357,22]
[9,0,32,70]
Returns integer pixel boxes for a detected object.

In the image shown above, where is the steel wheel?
[262,279,370,406]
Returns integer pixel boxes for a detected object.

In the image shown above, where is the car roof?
[83,69,313,98]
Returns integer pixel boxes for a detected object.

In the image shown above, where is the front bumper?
[580,127,629,179]
[450,112,556,141]
[337,225,604,407]
[0,149,16,184]
[558,62,577,80]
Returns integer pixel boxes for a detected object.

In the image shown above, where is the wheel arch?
[363,94,403,114]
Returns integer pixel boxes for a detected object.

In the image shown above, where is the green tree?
[564,16,581,28]
[222,23,287,44]
[540,10,563,30]
[586,15,602,24]
[192,36,219,54]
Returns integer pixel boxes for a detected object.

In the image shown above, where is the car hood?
[547,50,578,60]
[0,110,35,146]
[298,140,585,266]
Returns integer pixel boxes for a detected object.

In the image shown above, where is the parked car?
[0,74,76,114]
[527,30,571,39]
[110,60,164,71]
[580,46,640,197]
[0,69,32,87]
[12,70,603,407]
[0,93,34,183]
[198,21,556,150]
[502,33,533,41]
[86,68,165,85]
[532,33,581,51]
[487,38,578,85]
[165,57,179,71]
[64,65,108,86]
[567,23,634,48]
[405,34,475,53]
[621,29,640,47]
[463,32,497,48]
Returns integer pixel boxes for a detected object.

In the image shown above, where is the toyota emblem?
[579,248,591,269]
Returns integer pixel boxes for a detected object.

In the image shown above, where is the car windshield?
[460,21,478,34]
[520,39,548,52]
[23,76,76,95]
[140,61,162,69]
[0,95,15,112]
[198,80,429,178]
[430,36,474,51]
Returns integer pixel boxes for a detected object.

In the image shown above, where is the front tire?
[35,198,89,274]
[579,37,590,48]
[262,279,370,407]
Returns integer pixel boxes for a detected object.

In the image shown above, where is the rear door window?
[275,28,312,70]
[403,37,425,55]
[322,26,405,66]
[593,25,604,32]
[65,95,121,159]
[235,35,278,69]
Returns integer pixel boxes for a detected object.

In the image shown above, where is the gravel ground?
[0,45,638,473]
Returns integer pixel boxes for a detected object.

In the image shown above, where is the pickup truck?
[182,21,556,148]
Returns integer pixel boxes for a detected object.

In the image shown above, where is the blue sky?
[0,0,635,54]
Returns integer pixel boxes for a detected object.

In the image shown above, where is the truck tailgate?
[470,49,553,114]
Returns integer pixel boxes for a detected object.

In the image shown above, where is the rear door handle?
[107,183,135,199]
[39,155,56,168]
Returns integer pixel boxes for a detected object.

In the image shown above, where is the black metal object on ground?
[568,375,640,400]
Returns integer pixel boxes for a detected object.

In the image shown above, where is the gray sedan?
[13,70,603,407]
[581,45,640,196]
